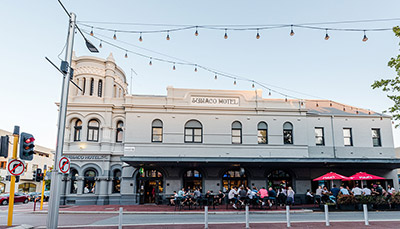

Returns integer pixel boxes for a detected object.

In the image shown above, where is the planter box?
[391,204,400,210]
[339,204,356,211]
[374,204,390,210]
[356,203,373,211]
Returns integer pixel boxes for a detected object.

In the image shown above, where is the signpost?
[7,126,20,227]
[59,157,70,174]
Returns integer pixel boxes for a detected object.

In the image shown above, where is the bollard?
[245,205,249,229]
[118,207,123,229]
[286,205,290,227]
[324,204,330,226]
[33,198,36,211]
[363,204,369,226]
[204,206,209,229]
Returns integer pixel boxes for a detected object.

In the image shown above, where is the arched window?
[267,170,292,190]
[258,122,268,144]
[112,169,121,193]
[183,169,203,191]
[283,122,293,144]
[232,121,242,144]
[73,119,82,142]
[222,168,248,191]
[152,119,163,142]
[90,78,94,96]
[87,119,100,142]
[82,78,86,95]
[98,80,103,97]
[70,169,78,194]
[83,169,97,194]
[0,182,5,193]
[116,121,124,143]
[137,169,164,204]
[113,85,117,98]
[185,120,202,143]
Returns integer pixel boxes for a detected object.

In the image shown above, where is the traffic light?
[36,168,43,182]
[19,132,35,161]
[33,170,37,181]
[0,135,9,158]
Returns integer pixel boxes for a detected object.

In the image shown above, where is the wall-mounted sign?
[67,155,110,160]
[191,96,239,106]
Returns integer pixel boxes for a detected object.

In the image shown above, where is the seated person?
[238,186,248,205]
[228,186,239,209]
[259,187,269,206]
[321,186,331,203]
[268,187,277,207]
[306,189,314,204]
[215,190,225,205]
[170,191,178,205]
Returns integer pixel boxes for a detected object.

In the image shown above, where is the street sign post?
[7,159,25,176]
[59,156,70,174]
[7,126,19,227]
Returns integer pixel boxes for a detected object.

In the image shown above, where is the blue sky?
[0,0,399,148]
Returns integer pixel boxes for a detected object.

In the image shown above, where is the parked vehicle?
[0,193,29,205]
[27,192,40,202]
[36,191,50,202]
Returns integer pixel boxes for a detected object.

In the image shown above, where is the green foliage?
[356,195,374,204]
[372,26,400,127]
[337,195,357,205]
[374,196,389,205]
[390,192,400,205]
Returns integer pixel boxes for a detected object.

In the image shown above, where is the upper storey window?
[283,122,293,144]
[116,121,124,143]
[315,127,325,146]
[232,121,242,144]
[73,119,82,142]
[257,122,268,144]
[185,120,202,143]
[152,119,163,142]
[343,128,353,146]
[372,128,381,147]
[87,119,100,142]
[98,80,103,97]
[90,78,94,96]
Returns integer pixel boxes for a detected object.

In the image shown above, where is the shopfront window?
[183,169,203,191]
[0,182,5,193]
[70,169,78,194]
[83,169,97,194]
[18,183,36,193]
[112,169,121,193]
[222,168,248,192]
[267,170,292,190]
[137,169,164,204]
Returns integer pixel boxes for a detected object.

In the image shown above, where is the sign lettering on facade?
[66,155,110,160]
[191,96,239,106]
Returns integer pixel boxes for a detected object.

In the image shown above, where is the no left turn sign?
[59,157,70,174]
[7,159,26,176]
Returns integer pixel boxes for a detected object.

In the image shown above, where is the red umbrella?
[313,172,349,181]
[343,172,385,181]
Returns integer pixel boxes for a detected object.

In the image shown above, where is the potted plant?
[355,195,374,211]
[390,192,400,210]
[337,195,356,211]
[374,196,390,210]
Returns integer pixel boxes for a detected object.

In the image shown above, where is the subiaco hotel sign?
[191,96,240,107]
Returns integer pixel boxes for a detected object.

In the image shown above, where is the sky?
[0,0,399,149]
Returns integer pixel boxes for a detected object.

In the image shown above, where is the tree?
[372,26,400,127]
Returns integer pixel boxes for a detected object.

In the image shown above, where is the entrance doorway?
[137,169,163,204]
[267,170,292,190]
[222,169,248,192]
[183,169,203,191]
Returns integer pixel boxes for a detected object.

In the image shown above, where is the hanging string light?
[285,97,288,102]
[316,102,319,107]
[125,51,128,58]
[343,107,346,111]
[269,90,272,96]
[99,40,103,48]
[194,65,198,72]
[300,101,304,106]
[149,57,153,66]
[166,31,170,40]
[290,25,295,36]
[139,32,143,42]
[224,29,228,39]
[195,26,199,36]
[362,30,368,42]
[252,82,255,88]
[113,30,117,40]
[214,74,218,80]
[256,29,260,39]
[90,27,94,36]
[356,110,359,114]
[325,29,330,40]
[172,62,176,70]
[233,79,237,85]
[330,102,332,107]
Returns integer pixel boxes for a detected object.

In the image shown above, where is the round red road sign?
[7,159,25,176]
[59,157,70,174]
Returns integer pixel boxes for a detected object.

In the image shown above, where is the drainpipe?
[330,115,336,158]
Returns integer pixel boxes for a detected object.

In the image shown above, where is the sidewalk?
[34,203,316,214]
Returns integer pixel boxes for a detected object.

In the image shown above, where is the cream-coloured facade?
[0,129,54,193]
[59,53,400,205]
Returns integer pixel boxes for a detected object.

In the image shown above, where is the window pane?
[343,129,351,137]
[232,136,241,144]
[88,130,93,140]
[116,131,123,142]
[232,129,241,136]
[194,128,202,135]
[185,135,192,142]
[185,129,192,135]
[315,128,323,136]
[316,137,324,145]
[153,134,162,142]
[194,136,202,142]
[344,137,351,146]
[93,130,98,141]
[373,138,380,146]
[284,130,293,144]
[372,129,378,138]
[153,128,162,135]
[258,130,267,144]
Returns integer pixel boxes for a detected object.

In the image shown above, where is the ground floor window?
[83,169,97,194]
[222,169,248,192]
[0,182,5,193]
[267,170,292,190]
[183,169,203,191]
[112,169,121,193]
[70,169,78,194]
[18,183,36,193]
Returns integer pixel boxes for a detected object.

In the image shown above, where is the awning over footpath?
[120,156,400,169]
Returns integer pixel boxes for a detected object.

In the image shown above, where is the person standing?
[286,187,295,205]
[315,186,323,204]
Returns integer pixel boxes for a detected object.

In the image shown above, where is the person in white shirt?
[387,185,396,196]
[362,187,371,196]
[352,185,363,196]
[228,186,239,209]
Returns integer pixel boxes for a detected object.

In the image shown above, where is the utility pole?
[46,12,76,229]
[7,126,19,226]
